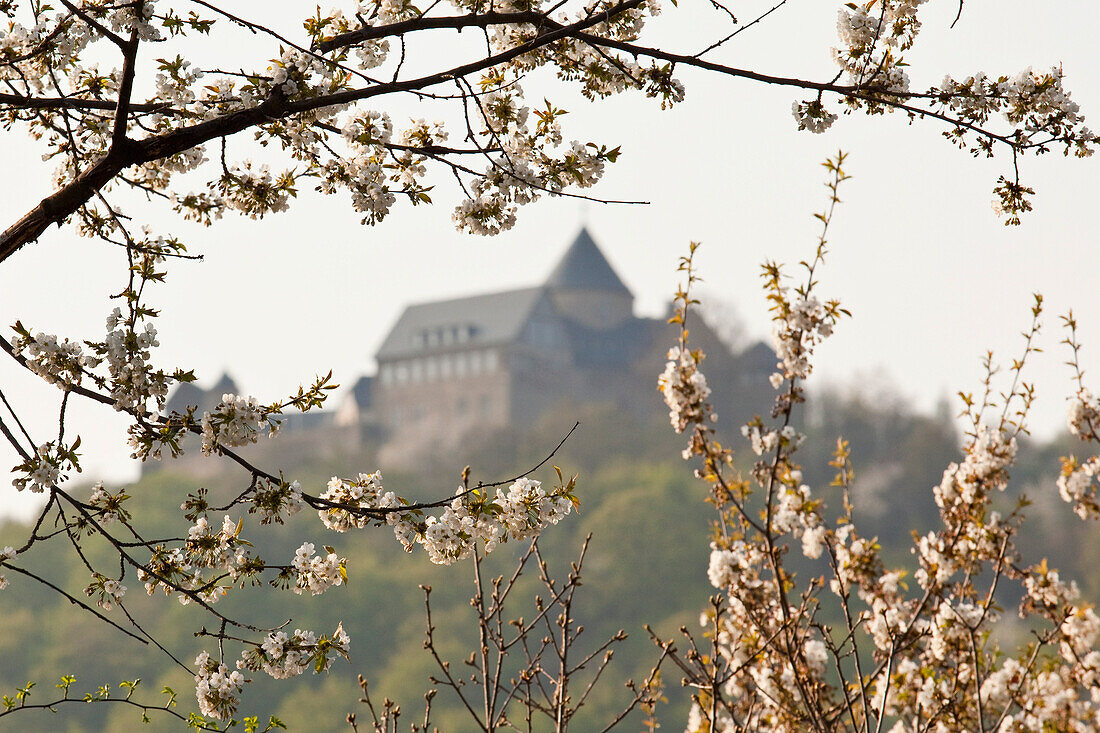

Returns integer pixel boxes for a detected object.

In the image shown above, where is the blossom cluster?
[11,326,95,389]
[83,573,127,612]
[140,513,257,606]
[11,441,76,494]
[791,99,837,134]
[290,542,346,596]
[13,301,173,416]
[833,0,925,98]
[250,478,304,525]
[658,346,711,434]
[330,110,397,223]
[100,308,168,411]
[237,624,350,681]
[935,67,1096,156]
[707,540,765,592]
[740,423,804,459]
[931,426,1015,516]
[107,0,162,43]
[86,481,130,526]
[0,546,14,591]
[1059,456,1100,520]
[214,162,296,220]
[770,293,838,381]
[1058,390,1100,520]
[421,477,573,564]
[200,393,277,455]
[192,624,352,719]
[1069,389,1100,440]
[193,651,246,720]
[185,515,245,570]
[317,470,403,534]
[451,81,618,236]
[318,472,574,565]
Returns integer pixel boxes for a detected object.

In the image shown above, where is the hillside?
[1,392,1096,732]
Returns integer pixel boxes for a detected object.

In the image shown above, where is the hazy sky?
[2,1,1099,522]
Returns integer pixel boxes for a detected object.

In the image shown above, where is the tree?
[658,159,1100,731]
[0,0,1095,728]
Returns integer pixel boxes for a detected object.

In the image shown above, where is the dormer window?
[413,323,478,351]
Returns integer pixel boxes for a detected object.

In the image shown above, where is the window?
[410,359,423,383]
[395,363,409,384]
[485,350,499,373]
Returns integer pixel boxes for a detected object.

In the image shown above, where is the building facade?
[161,229,777,467]
[365,228,775,457]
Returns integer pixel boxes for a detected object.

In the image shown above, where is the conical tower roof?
[210,372,240,397]
[164,380,204,414]
[546,228,631,295]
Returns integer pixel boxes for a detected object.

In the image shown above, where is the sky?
[2,0,1099,522]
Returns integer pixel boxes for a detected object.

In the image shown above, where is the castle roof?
[375,287,546,361]
[545,228,631,295]
[210,373,239,398]
[375,230,635,362]
[348,375,373,407]
[165,380,203,415]
[738,341,777,372]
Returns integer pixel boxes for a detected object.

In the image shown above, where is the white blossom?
[201,393,275,454]
[792,100,838,134]
[290,542,346,596]
[660,346,711,434]
[194,651,246,720]
[11,328,96,388]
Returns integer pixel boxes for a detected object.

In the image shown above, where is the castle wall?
[375,346,511,458]
[508,352,575,427]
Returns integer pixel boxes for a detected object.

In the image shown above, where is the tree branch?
[316,10,551,52]
[0,0,1021,267]
[0,92,168,112]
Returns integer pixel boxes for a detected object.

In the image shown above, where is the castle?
[166,229,777,465]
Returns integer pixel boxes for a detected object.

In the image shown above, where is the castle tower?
[545,228,634,329]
